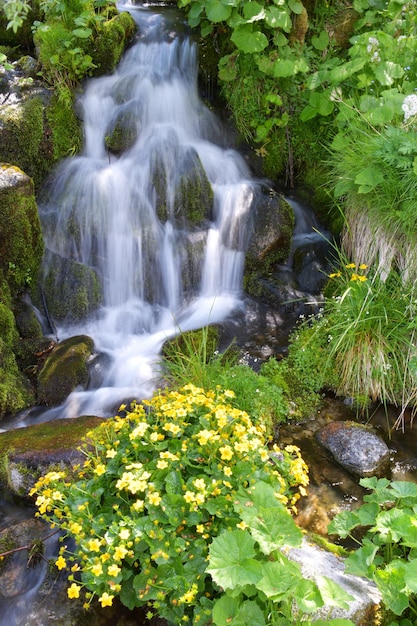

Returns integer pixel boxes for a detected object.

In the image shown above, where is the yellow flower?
[184,491,195,503]
[350,273,359,281]
[99,592,114,607]
[119,528,130,540]
[236,521,248,530]
[219,445,233,461]
[345,263,356,269]
[359,263,368,270]
[94,464,106,476]
[55,555,67,570]
[329,271,341,278]
[113,545,128,561]
[157,459,168,470]
[106,449,117,458]
[358,275,367,282]
[193,478,206,491]
[67,583,81,599]
[108,564,121,577]
[148,492,162,506]
[91,562,103,576]
[131,499,144,512]
[88,538,102,552]
[223,466,232,477]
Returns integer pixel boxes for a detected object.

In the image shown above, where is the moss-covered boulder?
[36,335,95,407]
[246,190,294,272]
[0,164,44,293]
[92,11,137,76]
[0,164,43,417]
[0,416,104,497]
[37,249,102,323]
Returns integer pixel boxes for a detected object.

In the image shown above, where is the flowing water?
[34,0,258,421]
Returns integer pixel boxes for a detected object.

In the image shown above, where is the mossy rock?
[0,416,104,497]
[37,249,102,323]
[0,164,44,295]
[36,335,95,407]
[245,190,294,276]
[92,11,137,76]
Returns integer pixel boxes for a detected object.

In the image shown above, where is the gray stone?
[316,421,391,477]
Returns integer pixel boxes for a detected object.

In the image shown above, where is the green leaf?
[311,30,330,51]
[231,25,268,52]
[354,166,384,193]
[308,91,334,116]
[206,0,232,23]
[243,2,266,22]
[218,54,238,81]
[345,543,379,578]
[299,105,317,122]
[404,559,417,594]
[232,599,266,626]
[329,58,366,83]
[265,6,291,31]
[374,561,409,616]
[356,502,380,527]
[165,469,183,494]
[288,0,303,15]
[316,575,354,610]
[212,595,240,626]
[373,61,404,87]
[293,577,324,614]
[207,530,263,590]
[390,481,417,501]
[273,58,297,78]
[72,27,92,38]
[257,558,300,600]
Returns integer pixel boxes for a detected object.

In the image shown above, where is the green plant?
[209,481,355,626]
[162,327,289,425]
[31,384,309,623]
[329,477,417,623]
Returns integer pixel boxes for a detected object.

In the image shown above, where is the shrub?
[31,384,309,623]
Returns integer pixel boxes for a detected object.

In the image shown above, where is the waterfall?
[37,1,257,418]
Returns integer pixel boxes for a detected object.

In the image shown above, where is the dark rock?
[36,335,95,406]
[316,421,391,477]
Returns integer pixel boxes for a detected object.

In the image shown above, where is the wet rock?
[316,421,391,477]
[36,335,95,406]
[287,537,382,625]
[0,416,104,498]
[37,249,102,323]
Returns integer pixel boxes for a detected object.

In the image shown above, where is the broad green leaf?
[231,599,266,626]
[188,2,203,23]
[293,577,323,614]
[273,58,296,78]
[345,543,379,578]
[231,25,268,53]
[164,469,183,494]
[328,511,361,539]
[207,530,263,590]
[329,58,366,83]
[356,502,380,527]
[374,561,409,616]
[308,91,334,116]
[206,0,232,23]
[265,6,291,31]
[243,1,266,22]
[311,30,330,51]
[373,61,404,87]
[218,54,238,81]
[257,558,300,600]
[72,27,92,38]
[404,559,417,594]
[299,104,317,122]
[390,481,417,501]
[316,575,354,610]
[212,595,240,626]
[354,166,384,193]
[288,0,303,14]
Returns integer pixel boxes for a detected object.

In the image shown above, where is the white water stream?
[37,1,257,419]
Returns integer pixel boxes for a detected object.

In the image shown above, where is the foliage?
[31,384,309,623]
[329,477,417,623]
[287,255,417,415]
[208,481,355,626]
[163,327,290,425]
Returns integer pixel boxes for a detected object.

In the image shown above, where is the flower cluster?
[329,262,368,282]
[402,93,417,123]
[31,384,308,624]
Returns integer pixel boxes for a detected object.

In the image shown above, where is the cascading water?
[36,0,257,419]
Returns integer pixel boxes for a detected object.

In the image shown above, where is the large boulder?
[316,421,391,478]
[36,335,95,407]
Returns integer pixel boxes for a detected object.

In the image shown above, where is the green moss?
[92,12,136,75]
[0,96,52,189]
[45,88,82,162]
[0,165,44,295]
